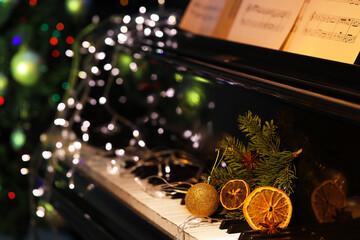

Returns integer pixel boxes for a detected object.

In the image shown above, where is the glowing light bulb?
[115,149,125,156]
[150,14,160,22]
[65,49,74,57]
[158,128,164,134]
[57,102,66,111]
[105,142,112,151]
[117,33,127,43]
[139,6,146,14]
[91,66,99,74]
[96,52,106,60]
[133,130,140,138]
[120,26,128,33]
[111,68,120,76]
[78,71,87,79]
[135,16,144,24]
[42,151,52,159]
[155,30,164,38]
[82,133,89,142]
[105,37,115,46]
[107,123,115,131]
[36,206,45,217]
[99,97,106,105]
[168,15,176,25]
[82,41,90,48]
[33,188,44,197]
[20,168,29,175]
[103,63,112,71]
[129,62,138,72]
[144,28,151,36]
[123,15,131,24]
[88,46,96,53]
[22,154,31,162]
[138,140,146,147]
[75,103,83,110]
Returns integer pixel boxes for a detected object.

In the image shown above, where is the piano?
[33,7,360,240]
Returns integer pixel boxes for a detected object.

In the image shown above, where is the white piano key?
[76,144,240,240]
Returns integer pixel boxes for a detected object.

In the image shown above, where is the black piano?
[33,8,360,240]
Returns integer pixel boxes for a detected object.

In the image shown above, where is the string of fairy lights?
[25,1,207,220]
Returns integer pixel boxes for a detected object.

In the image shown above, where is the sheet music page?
[227,0,305,49]
[179,0,227,37]
[286,0,360,64]
[212,0,243,40]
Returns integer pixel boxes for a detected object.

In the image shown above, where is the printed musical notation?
[303,12,360,43]
[286,0,360,64]
[227,0,305,49]
[178,0,227,37]
[240,4,292,31]
[327,0,360,6]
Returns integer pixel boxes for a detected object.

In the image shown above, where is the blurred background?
[0,0,188,239]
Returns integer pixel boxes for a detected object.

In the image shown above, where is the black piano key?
[124,160,136,169]
[238,227,322,240]
[170,192,185,199]
[309,218,360,240]
[227,222,252,233]
[220,219,245,229]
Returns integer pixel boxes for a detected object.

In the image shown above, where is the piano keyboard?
[76,143,239,240]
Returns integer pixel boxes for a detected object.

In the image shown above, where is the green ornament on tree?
[66,0,89,15]
[0,73,9,94]
[10,48,41,86]
[10,127,26,150]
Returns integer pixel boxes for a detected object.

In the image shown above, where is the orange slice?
[243,186,293,230]
[220,179,250,210]
[311,180,345,223]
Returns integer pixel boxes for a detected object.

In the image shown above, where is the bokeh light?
[8,192,15,199]
[12,36,21,45]
[50,37,58,45]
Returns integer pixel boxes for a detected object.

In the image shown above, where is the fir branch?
[205,111,301,220]
[220,136,246,161]
[238,111,279,156]
[252,150,299,195]
[210,166,237,191]
[220,208,245,220]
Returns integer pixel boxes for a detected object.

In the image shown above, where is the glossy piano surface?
[43,10,360,240]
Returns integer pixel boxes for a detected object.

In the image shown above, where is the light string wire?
[135,175,193,197]
[175,215,218,240]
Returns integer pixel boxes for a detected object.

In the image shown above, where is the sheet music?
[286,0,360,64]
[179,0,228,37]
[227,0,305,49]
[329,0,360,5]
[212,0,243,40]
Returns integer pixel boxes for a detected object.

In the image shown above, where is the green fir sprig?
[207,111,302,220]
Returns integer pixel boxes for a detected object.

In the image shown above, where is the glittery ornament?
[185,183,219,218]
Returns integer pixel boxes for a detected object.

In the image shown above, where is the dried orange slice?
[243,186,292,230]
[220,179,250,210]
[311,180,345,223]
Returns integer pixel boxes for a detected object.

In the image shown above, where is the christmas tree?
[0,0,183,239]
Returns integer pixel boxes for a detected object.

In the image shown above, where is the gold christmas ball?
[185,183,219,218]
